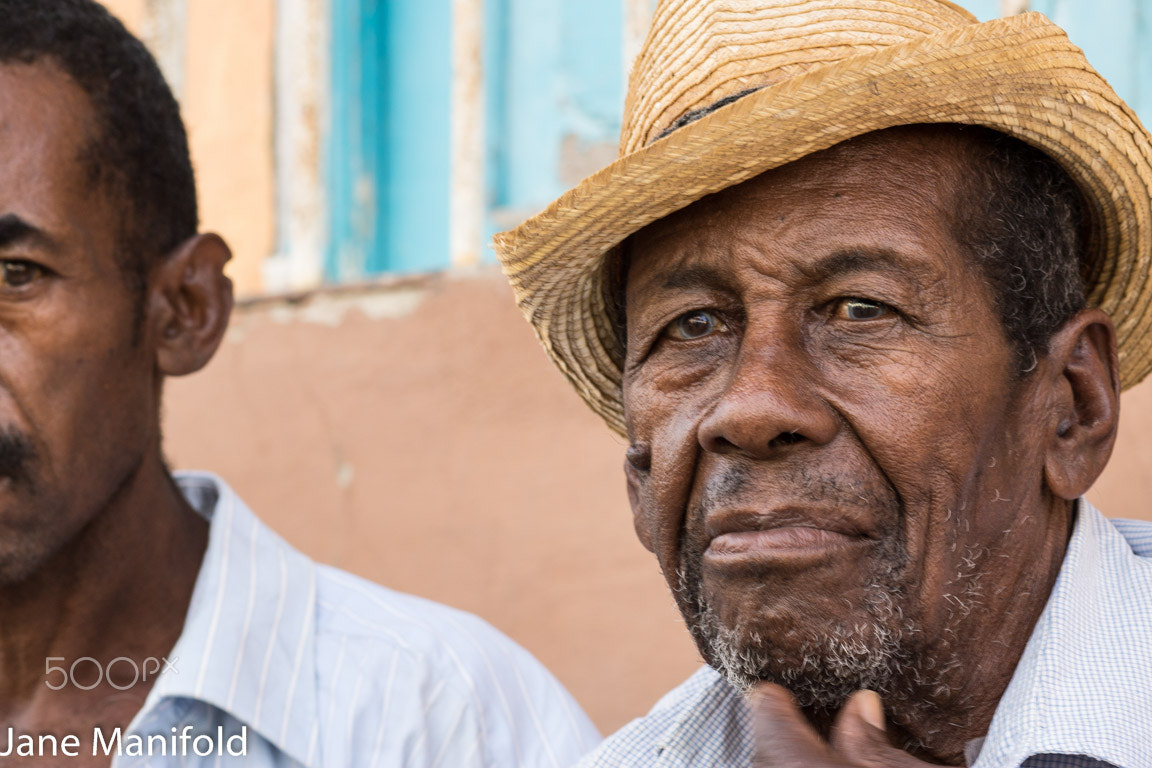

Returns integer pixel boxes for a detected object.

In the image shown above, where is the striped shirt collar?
[136,472,320,767]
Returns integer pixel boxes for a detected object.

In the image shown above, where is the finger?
[831,690,940,767]
[748,683,840,767]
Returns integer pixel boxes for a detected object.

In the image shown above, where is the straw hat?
[494,0,1152,437]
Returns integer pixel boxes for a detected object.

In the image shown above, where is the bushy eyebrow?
[655,248,935,295]
[659,266,737,293]
[798,248,937,285]
[0,213,55,252]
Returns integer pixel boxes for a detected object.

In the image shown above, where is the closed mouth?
[702,508,874,565]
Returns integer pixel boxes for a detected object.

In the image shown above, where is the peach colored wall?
[1091,384,1152,514]
[102,0,275,297]
[162,269,1152,734]
[182,0,275,297]
[102,0,145,31]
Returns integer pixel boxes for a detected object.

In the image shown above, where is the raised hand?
[750,684,946,767]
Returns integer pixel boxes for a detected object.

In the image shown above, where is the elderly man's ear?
[625,442,655,552]
[148,233,234,377]
[1041,307,1120,499]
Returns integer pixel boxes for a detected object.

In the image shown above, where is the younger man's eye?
[0,260,46,288]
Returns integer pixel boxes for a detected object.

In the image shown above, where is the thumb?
[831,691,934,767]
[749,682,838,766]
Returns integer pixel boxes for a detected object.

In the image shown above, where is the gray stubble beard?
[673,538,986,755]
[673,537,924,712]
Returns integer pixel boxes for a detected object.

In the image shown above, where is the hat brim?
[494,12,1152,437]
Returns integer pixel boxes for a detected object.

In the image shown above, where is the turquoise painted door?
[327,0,453,279]
[327,0,623,274]
[484,0,624,250]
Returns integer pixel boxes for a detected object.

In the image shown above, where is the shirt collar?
[655,666,753,765]
[973,499,1152,768]
[134,471,321,767]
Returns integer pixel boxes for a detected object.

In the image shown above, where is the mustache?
[0,426,35,482]
[695,464,897,517]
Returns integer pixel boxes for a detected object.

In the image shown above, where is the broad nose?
[697,334,839,459]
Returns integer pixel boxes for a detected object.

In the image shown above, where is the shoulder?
[578,666,750,768]
[313,563,548,684]
[170,471,599,767]
[1108,517,1152,558]
[311,564,600,767]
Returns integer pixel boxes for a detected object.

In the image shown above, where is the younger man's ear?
[150,233,234,377]
[1042,308,1120,500]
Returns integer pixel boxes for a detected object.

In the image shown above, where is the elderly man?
[496,1,1152,766]
[0,1,599,766]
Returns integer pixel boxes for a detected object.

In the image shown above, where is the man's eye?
[664,310,728,340]
[0,261,45,288]
[834,298,891,321]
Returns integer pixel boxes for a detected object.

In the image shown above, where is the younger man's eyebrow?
[0,213,54,252]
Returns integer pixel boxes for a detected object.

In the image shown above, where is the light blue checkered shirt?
[578,500,1152,768]
[114,472,600,767]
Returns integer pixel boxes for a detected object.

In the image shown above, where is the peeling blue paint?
[327,0,452,280]
[485,0,622,210]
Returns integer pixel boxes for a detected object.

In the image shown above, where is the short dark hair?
[0,0,198,286]
[612,121,1088,374]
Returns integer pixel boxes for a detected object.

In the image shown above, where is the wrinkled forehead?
[624,126,980,299]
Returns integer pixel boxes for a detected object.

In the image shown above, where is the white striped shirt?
[116,471,600,767]
[577,500,1152,768]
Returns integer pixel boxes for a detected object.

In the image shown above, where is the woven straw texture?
[494,0,1152,437]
